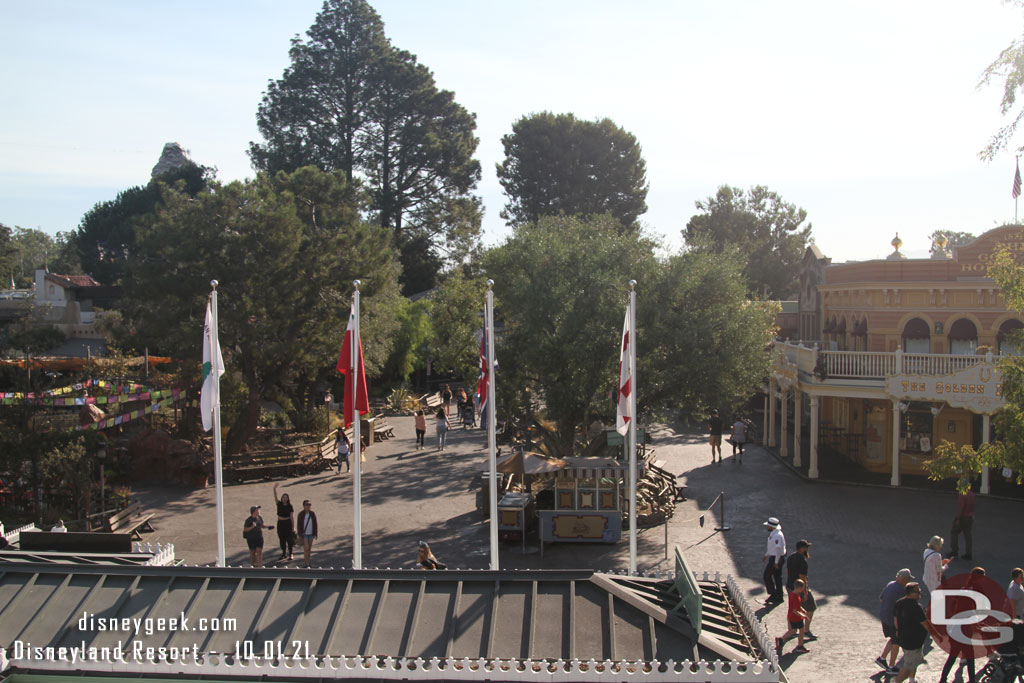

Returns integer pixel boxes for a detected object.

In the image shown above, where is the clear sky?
[2,0,1023,263]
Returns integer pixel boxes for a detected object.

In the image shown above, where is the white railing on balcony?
[775,341,999,382]
[823,351,896,379]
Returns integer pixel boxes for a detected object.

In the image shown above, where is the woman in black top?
[273,483,295,561]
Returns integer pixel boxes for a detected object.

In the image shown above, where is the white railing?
[775,341,997,382]
[133,541,176,566]
[823,351,895,379]
[0,653,779,681]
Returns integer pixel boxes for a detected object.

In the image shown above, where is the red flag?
[615,309,632,435]
[337,304,369,427]
[476,328,488,413]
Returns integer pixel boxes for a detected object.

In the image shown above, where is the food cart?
[536,457,636,544]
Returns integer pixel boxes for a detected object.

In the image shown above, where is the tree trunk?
[557,417,576,457]
[225,391,262,457]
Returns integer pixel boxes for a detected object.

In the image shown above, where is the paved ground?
[136,416,1024,682]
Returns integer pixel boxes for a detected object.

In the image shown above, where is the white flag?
[615,309,632,435]
[201,300,224,432]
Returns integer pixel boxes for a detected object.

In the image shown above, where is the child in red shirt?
[775,578,809,654]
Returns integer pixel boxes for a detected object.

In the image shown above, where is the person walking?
[762,516,786,605]
[922,535,950,603]
[296,500,318,568]
[894,582,929,683]
[730,417,747,464]
[786,540,817,639]
[708,409,723,464]
[948,482,975,560]
[414,410,426,449]
[876,568,914,676]
[243,505,273,568]
[417,541,447,570]
[273,483,295,562]
[775,578,810,654]
[435,407,452,451]
[1007,567,1024,619]
[335,429,351,473]
[441,384,453,416]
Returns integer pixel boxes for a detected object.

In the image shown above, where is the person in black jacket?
[296,500,318,568]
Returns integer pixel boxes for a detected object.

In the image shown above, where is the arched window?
[998,319,1024,356]
[902,318,930,354]
[948,319,978,356]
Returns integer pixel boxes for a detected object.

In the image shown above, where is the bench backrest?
[108,502,141,529]
[18,531,132,553]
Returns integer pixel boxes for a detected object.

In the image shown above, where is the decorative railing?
[776,341,998,382]
[132,541,176,566]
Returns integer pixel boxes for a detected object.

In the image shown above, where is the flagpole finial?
[353,280,361,291]
[486,279,494,290]
[629,279,637,290]
[210,280,218,289]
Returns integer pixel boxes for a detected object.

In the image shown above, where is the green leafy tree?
[120,166,401,454]
[249,0,482,293]
[72,162,211,285]
[383,297,433,383]
[684,185,812,299]
[428,269,488,383]
[0,223,16,286]
[640,249,779,419]
[496,112,649,230]
[485,214,658,454]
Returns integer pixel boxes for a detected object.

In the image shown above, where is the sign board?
[885,362,1005,414]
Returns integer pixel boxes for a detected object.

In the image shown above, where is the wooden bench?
[373,416,394,441]
[104,502,155,540]
[225,451,311,483]
[421,392,443,410]
[18,531,133,553]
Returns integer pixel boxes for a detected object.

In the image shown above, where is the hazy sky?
[2,0,1023,263]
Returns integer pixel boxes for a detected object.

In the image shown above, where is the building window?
[948,318,978,356]
[998,319,1024,356]
[902,318,930,354]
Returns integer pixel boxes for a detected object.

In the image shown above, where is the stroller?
[461,401,476,429]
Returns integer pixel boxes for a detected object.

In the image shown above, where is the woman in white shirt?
[922,535,949,598]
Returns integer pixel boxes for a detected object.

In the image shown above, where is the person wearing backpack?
[243,505,273,568]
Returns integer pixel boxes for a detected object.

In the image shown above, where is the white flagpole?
[628,279,638,575]
[352,280,363,569]
[210,280,226,568]
[486,279,499,570]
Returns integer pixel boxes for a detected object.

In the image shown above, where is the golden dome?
[891,233,903,251]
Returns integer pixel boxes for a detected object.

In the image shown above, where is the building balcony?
[773,340,1000,387]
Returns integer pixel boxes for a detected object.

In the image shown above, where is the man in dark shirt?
[949,484,975,560]
[893,582,929,683]
[786,540,816,638]
[708,409,723,464]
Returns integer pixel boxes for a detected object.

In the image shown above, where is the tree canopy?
[249,0,481,293]
[684,185,812,299]
[485,215,656,454]
[118,166,401,454]
[484,214,774,454]
[72,161,210,285]
[496,112,649,230]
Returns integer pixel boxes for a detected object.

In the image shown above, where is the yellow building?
[768,226,1023,492]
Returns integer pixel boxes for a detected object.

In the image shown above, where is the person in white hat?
[762,516,786,605]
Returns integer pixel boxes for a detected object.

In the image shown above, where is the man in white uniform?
[763,516,786,605]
